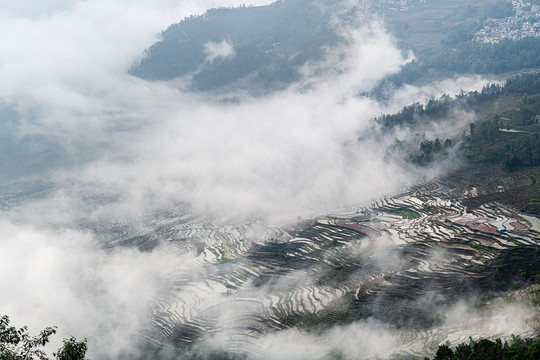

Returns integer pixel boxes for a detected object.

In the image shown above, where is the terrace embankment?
[131,164,540,358]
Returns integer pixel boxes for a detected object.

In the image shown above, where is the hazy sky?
[0,0,491,221]
[0,1,503,358]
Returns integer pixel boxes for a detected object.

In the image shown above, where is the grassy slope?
[383,0,500,56]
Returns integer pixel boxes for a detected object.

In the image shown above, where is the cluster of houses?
[474,0,540,43]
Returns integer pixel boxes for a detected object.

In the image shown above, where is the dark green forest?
[132,0,533,93]
[131,0,342,91]
[427,336,540,360]
[384,38,540,90]
[375,72,540,170]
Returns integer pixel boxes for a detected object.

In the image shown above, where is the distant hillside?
[374,71,540,195]
[130,0,343,93]
[382,0,515,57]
[131,0,540,94]
[378,0,540,91]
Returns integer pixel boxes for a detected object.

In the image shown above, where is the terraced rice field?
[118,170,540,358]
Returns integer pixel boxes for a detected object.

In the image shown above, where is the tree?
[0,315,56,360]
[471,338,504,359]
[54,337,87,360]
[524,342,540,360]
[443,138,452,149]
[0,315,86,360]
[429,337,540,360]
[469,122,476,135]
[453,342,472,359]
[433,344,453,360]
[433,138,442,153]
[420,140,434,157]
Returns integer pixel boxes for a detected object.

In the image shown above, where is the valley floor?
[134,164,540,359]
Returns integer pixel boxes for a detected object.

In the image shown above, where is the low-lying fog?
[0,1,528,359]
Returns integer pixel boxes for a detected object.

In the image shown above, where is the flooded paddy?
[116,166,540,358]
[2,165,537,359]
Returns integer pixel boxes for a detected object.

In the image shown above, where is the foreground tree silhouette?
[54,337,87,360]
[0,315,87,360]
[433,344,453,360]
[428,336,540,360]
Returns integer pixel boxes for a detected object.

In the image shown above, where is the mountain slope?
[130,0,343,92]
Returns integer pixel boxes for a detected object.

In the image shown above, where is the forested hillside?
[131,0,341,92]
[427,336,540,360]
[132,0,537,94]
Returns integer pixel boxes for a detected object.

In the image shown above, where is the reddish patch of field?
[511,221,529,230]
[336,222,381,239]
[468,222,498,234]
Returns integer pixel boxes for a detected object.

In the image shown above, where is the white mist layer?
[0,1,507,359]
[0,20,480,225]
[248,300,538,360]
[0,221,190,358]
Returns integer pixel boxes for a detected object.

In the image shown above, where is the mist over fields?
[0,1,533,359]
[0,0,487,221]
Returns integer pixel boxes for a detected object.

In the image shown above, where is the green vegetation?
[487,246,540,291]
[427,336,540,360]
[436,37,540,75]
[54,338,87,360]
[388,208,421,220]
[464,74,540,171]
[463,183,540,215]
[375,72,540,171]
[384,0,513,56]
[384,37,540,90]
[132,0,342,92]
[375,0,540,95]
[0,315,87,360]
[134,0,539,94]
[376,93,457,128]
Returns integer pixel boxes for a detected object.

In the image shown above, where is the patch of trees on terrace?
[427,335,540,360]
[430,37,540,74]
[416,138,453,164]
[374,82,508,129]
[382,37,540,90]
[375,73,540,130]
[499,133,540,171]
[375,72,540,169]
[469,75,540,171]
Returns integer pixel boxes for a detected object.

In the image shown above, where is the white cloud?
[204,39,236,63]
[0,1,500,358]
[0,220,188,358]
[259,320,400,360]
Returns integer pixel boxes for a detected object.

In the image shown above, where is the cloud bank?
[0,1,507,359]
[204,40,236,63]
[0,0,481,222]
